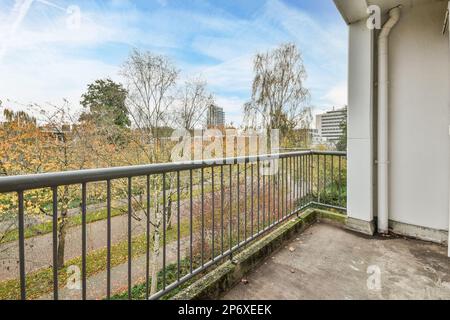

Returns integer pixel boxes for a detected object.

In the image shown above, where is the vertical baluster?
[212,166,215,260]
[262,161,265,229]
[221,165,224,255]
[52,187,58,300]
[280,158,284,218]
[177,171,181,281]
[339,156,342,208]
[294,156,297,209]
[162,173,166,290]
[274,158,277,222]
[285,158,288,218]
[237,163,240,246]
[251,163,254,236]
[127,178,132,300]
[285,157,288,217]
[331,156,335,205]
[309,154,312,197]
[18,191,26,300]
[244,162,247,241]
[303,156,306,204]
[323,155,327,204]
[307,155,310,201]
[307,154,310,198]
[189,170,193,273]
[201,168,204,266]
[107,180,112,300]
[268,159,271,226]
[317,155,320,202]
[277,158,280,222]
[145,176,150,300]
[295,155,297,207]
[257,160,260,231]
[81,183,87,300]
[229,164,233,254]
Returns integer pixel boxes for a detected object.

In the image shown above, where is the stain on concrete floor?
[222,223,450,300]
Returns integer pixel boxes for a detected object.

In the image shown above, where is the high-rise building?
[316,107,347,142]
[207,105,225,128]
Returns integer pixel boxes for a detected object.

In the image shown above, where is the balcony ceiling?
[334,0,447,24]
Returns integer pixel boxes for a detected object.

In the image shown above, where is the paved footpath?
[39,237,190,300]
[0,199,193,281]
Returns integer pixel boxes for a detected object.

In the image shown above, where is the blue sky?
[0,0,348,125]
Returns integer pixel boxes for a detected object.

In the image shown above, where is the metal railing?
[0,151,346,300]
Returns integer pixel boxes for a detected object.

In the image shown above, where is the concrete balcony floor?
[222,223,450,300]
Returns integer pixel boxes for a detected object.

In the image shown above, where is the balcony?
[0,151,347,300]
[1,150,449,301]
[223,223,450,300]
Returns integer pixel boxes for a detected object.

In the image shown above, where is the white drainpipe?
[378,7,401,234]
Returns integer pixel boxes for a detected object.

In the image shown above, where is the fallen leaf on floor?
[289,247,295,252]
[290,269,296,274]
[349,265,360,271]
[241,279,249,285]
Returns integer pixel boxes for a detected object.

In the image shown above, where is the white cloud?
[323,83,348,108]
[188,54,254,95]
[0,49,119,112]
[0,0,348,127]
[214,95,247,127]
[187,0,348,108]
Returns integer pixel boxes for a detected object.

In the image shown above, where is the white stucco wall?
[388,1,449,231]
[347,20,375,225]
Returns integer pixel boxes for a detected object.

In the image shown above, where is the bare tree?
[244,43,311,136]
[120,49,182,295]
[120,49,178,163]
[173,77,214,131]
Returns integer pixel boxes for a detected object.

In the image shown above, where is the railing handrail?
[0,150,346,193]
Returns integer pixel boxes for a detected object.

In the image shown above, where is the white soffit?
[333,0,369,25]
[334,0,448,25]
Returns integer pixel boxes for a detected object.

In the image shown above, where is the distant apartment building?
[207,105,225,128]
[316,107,347,142]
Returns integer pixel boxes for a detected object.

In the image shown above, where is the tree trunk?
[57,186,69,269]
[166,196,173,230]
[150,205,162,296]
